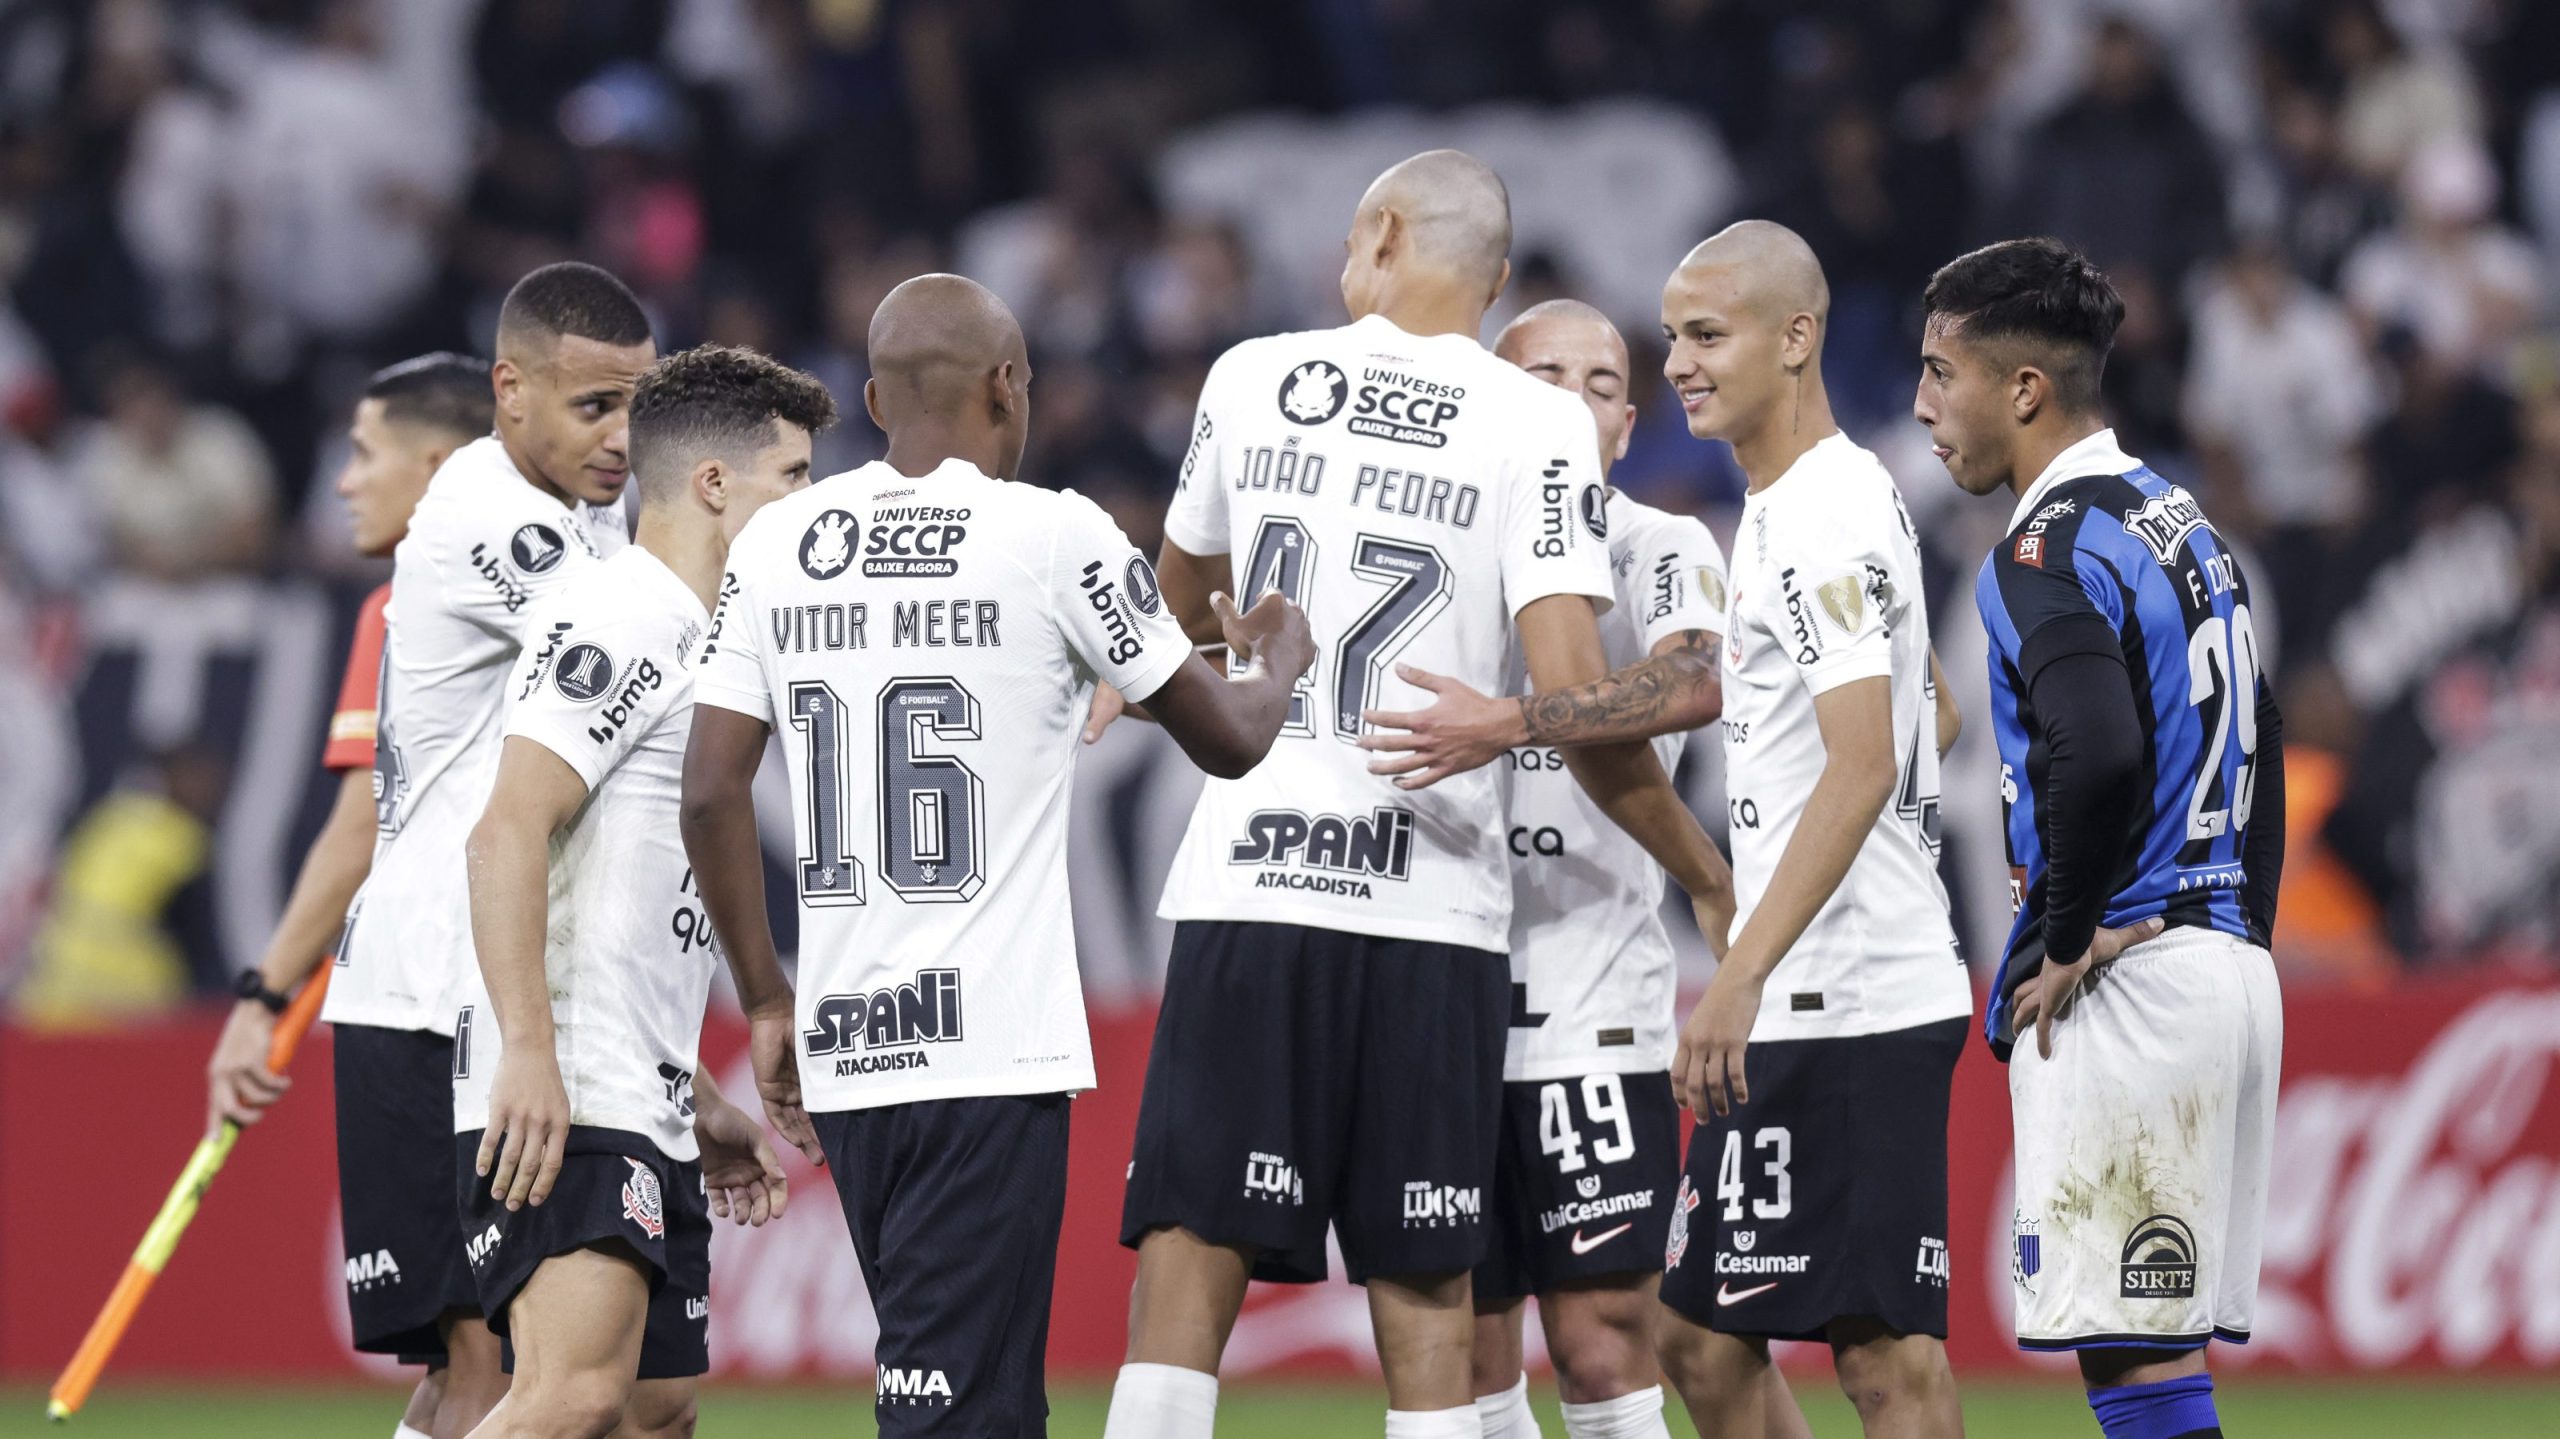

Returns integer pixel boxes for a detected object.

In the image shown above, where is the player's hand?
[1358,665,1523,790]
[1674,960,1765,1118]
[1083,681,1129,745]
[696,1089,789,1227]
[205,1000,287,1135]
[2014,917,2166,1060]
[478,1049,570,1212]
[749,1008,825,1167]
[1214,590,1315,681]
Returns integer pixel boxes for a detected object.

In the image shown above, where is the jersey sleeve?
[439,500,601,647]
[322,583,392,771]
[1991,487,2127,684]
[1495,388,1614,618]
[1760,506,1893,696]
[1052,491,1192,704]
[1634,512,1729,651]
[502,601,675,790]
[1161,347,1241,557]
[690,546,774,724]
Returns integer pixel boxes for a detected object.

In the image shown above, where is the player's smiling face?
[1660,262,1784,442]
[507,333,658,506]
[336,398,442,556]
[1496,314,1634,483]
[1914,313,2014,497]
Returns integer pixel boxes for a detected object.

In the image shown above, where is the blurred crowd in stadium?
[5,0,2559,1019]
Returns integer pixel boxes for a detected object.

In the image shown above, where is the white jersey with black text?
[1156,313,1616,953]
[1503,492,1726,1080]
[1719,432,1968,1041]
[450,546,713,1160]
[325,436,608,1034]
[691,459,1193,1112]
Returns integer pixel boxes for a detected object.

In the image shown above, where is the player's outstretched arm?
[1155,540,1238,648]
[205,763,375,1134]
[679,705,824,1165]
[1357,629,1723,789]
[1513,594,1734,909]
[464,739,593,1211]
[1675,676,1897,1116]
[1138,591,1317,778]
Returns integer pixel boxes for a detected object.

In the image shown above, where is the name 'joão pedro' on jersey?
[1975,430,2275,1057]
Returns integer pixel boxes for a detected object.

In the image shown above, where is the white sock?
[1475,1374,1545,1438]
[1559,1385,1670,1439]
[393,1427,432,1439]
[1103,1361,1219,1439]
[1387,1405,1485,1439]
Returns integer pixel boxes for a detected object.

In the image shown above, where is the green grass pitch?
[10,1379,2558,1437]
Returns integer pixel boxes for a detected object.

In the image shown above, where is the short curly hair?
[1921,238,2125,415]
[628,345,839,505]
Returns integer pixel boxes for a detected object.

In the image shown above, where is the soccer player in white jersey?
[452,347,827,1439]
[1449,300,1729,1439]
[679,274,1314,1438]
[1104,151,1734,1439]
[1360,224,1972,1438]
[322,262,655,1439]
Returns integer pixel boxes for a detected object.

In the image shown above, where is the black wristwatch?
[232,970,291,1014]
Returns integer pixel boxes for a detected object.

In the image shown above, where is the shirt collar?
[2008,427,2142,531]
[619,543,710,626]
[1350,312,1484,351]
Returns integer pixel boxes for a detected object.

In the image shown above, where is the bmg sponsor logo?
[1077,559,1151,667]
[804,969,964,1076]
[1533,463,1595,559]
[1228,806,1414,899]
[2120,1213,2198,1298]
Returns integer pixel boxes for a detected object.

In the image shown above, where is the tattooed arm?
[1360,628,1723,790]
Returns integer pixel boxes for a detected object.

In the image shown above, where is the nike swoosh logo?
[1570,1222,1634,1256]
[1717,1281,1780,1306]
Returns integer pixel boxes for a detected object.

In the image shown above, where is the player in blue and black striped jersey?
[1916,238,2286,1439]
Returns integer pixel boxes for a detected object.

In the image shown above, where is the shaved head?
[1675,220,1830,331]
[867,273,1027,418]
[1497,299,1636,479]
[1341,150,1513,319]
[864,272,1035,480]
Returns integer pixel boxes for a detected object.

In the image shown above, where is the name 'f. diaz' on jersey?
[1503,492,1727,1080]
[451,546,713,1160]
[1156,314,1616,951]
[691,460,1192,1113]
[325,436,613,1035]
[1721,432,1968,1042]
[1976,431,2271,1056]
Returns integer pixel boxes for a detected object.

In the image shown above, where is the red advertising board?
[6,981,2557,1382]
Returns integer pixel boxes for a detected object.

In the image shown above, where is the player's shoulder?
[1756,434,1896,553]
[407,436,581,562]
[1204,327,1339,408]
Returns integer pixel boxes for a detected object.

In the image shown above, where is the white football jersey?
[1156,314,1615,952]
[1502,492,1727,1080]
[450,546,713,1159]
[1719,432,1969,1041]
[325,436,609,1034]
[691,459,1192,1112]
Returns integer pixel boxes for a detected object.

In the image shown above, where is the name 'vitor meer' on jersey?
[1720,433,1969,1041]
[325,435,617,1035]
[690,459,1192,1112]
[1503,493,1727,1079]
[451,546,714,1159]
[1156,313,1615,951]
[1976,430,2273,1055]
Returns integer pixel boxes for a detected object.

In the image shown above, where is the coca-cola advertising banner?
[4,981,2555,1382]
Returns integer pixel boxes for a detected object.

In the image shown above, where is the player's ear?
[492,358,527,425]
[1614,405,1635,463]
[693,457,727,514]
[988,360,1017,424]
[1487,256,1511,308]
[2011,365,2047,425]
[1784,311,1819,373]
[862,376,887,434]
